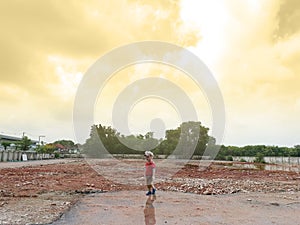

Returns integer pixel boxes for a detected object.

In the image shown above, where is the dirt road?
[0,158,79,169]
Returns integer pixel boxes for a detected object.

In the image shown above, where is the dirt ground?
[0,158,299,224]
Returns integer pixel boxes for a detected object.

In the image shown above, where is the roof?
[0,134,38,144]
[0,134,22,142]
[54,143,66,149]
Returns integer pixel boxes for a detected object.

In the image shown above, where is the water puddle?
[224,162,300,172]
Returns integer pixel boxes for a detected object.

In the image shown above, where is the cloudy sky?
[0,0,299,147]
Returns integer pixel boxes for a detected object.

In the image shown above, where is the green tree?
[143,132,159,152]
[82,125,107,157]
[1,141,12,150]
[19,136,32,151]
[37,144,56,153]
[82,121,212,158]
[295,145,300,157]
[161,121,210,158]
[53,140,76,149]
[163,126,180,156]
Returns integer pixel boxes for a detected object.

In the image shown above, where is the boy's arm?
[152,166,155,178]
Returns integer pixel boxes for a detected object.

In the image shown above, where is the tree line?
[82,121,300,160]
[1,137,77,154]
[216,144,300,160]
[82,121,211,158]
[4,122,298,160]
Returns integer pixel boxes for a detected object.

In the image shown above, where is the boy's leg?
[146,176,156,195]
[151,184,156,195]
[146,185,152,196]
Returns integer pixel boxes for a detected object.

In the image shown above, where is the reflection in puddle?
[144,195,156,225]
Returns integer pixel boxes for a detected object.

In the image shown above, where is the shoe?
[146,191,151,196]
[152,188,156,195]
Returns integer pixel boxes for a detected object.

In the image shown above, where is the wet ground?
[220,162,300,172]
[52,191,300,225]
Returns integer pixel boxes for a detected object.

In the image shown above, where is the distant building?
[54,143,67,152]
[0,134,22,144]
[0,134,38,144]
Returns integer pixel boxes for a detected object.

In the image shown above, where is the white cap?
[144,151,154,157]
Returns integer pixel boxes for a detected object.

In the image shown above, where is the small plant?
[239,158,247,162]
[254,153,265,163]
[54,152,60,158]
[255,163,266,170]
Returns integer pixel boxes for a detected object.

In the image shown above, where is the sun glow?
[48,55,83,100]
[180,0,230,68]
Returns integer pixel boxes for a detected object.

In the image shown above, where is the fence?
[0,150,55,162]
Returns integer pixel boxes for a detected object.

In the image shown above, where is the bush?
[254,153,265,163]
[215,155,226,161]
[226,155,233,161]
[239,158,247,162]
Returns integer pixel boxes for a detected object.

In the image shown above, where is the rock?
[0,201,7,207]
[203,190,213,195]
[270,202,280,206]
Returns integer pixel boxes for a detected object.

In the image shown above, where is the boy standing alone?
[144,151,156,196]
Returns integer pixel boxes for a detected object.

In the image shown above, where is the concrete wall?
[233,156,300,165]
[0,150,55,162]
